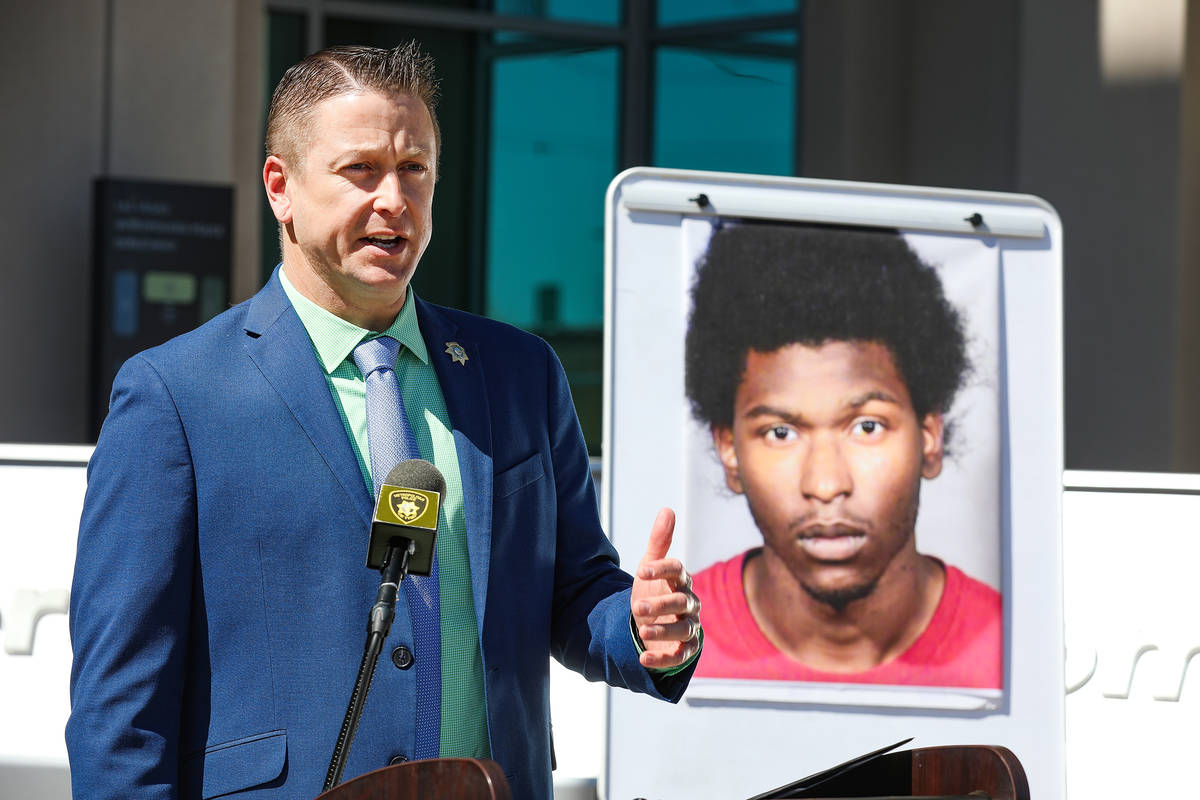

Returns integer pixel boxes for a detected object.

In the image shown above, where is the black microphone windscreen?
[383,459,446,499]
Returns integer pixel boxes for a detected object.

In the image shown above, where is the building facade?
[2,0,1196,471]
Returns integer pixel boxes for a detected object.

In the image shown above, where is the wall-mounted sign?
[90,178,232,438]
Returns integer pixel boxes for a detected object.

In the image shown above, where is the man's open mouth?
[364,235,403,250]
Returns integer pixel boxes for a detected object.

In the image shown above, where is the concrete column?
[1017,0,1181,471]
[801,0,1017,191]
[232,0,266,304]
[0,0,264,443]
[1174,1,1200,470]
[0,1,107,443]
[801,0,914,184]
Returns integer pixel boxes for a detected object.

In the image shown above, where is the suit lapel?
[242,274,374,527]
[416,298,493,633]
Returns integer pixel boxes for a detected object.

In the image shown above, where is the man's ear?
[263,155,293,224]
[712,425,744,494]
[920,412,945,479]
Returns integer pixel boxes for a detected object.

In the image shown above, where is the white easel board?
[602,168,1064,800]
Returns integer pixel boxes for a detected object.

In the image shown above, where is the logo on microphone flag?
[377,485,440,529]
[390,490,427,523]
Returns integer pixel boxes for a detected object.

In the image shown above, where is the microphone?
[326,459,447,792]
[366,459,446,575]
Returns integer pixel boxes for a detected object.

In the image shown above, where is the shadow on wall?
[0,762,71,799]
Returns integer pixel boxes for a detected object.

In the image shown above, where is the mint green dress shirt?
[279,270,489,759]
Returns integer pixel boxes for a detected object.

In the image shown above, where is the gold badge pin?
[444,341,468,366]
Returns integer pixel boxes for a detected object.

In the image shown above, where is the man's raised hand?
[631,508,701,669]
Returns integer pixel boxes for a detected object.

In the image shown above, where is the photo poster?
[602,168,1065,800]
[680,218,1003,707]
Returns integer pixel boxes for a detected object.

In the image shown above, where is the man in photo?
[686,222,1000,688]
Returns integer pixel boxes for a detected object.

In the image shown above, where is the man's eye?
[404,162,428,173]
[852,419,883,436]
[766,425,796,443]
[344,163,372,173]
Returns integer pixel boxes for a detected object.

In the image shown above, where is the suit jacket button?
[389,754,408,766]
[391,645,414,670]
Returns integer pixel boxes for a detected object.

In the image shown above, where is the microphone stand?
[323,538,415,792]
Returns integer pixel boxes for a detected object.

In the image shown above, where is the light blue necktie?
[352,335,441,760]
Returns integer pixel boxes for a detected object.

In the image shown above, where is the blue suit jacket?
[67,274,691,800]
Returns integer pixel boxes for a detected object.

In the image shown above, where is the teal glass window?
[653,46,795,176]
[354,0,477,8]
[657,0,797,27]
[486,47,619,452]
[492,0,620,25]
[486,48,617,331]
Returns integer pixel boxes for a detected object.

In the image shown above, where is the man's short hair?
[684,221,969,430]
[265,41,441,166]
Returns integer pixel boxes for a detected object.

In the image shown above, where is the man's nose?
[373,170,407,216]
[800,434,852,502]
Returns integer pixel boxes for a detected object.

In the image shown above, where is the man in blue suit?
[67,42,700,800]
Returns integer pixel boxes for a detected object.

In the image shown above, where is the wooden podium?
[753,744,1030,800]
[314,757,511,800]
[311,745,1026,800]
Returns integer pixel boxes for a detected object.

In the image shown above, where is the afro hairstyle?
[684,221,969,431]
